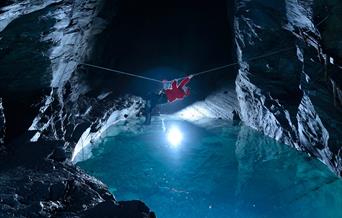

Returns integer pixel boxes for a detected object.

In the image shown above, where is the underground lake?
[77,117,342,218]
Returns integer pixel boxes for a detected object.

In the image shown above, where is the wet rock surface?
[0,98,5,153]
[234,0,342,176]
[0,0,153,217]
[0,0,341,217]
[0,138,152,217]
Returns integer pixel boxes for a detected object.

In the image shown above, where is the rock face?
[0,0,62,33]
[0,140,153,218]
[0,0,341,216]
[234,0,342,176]
[0,98,5,148]
[29,0,108,143]
[0,0,154,217]
[316,0,342,62]
[70,95,145,163]
[175,85,240,125]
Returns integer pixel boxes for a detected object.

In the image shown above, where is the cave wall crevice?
[234,0,342,176]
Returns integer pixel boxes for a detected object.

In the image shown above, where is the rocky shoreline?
[0,137,155,217]
[0,0,341,217]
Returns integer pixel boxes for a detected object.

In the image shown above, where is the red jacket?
[164,77,191,102]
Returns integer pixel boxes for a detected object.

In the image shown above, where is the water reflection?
[234,126,341,218]
[78,119,342,218]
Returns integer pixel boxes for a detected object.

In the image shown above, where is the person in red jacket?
[144,75,193,125]
[164,76,192,102]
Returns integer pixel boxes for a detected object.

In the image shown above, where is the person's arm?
[178,76,191,89]
[162,80,170,89]
[171,80,177,90]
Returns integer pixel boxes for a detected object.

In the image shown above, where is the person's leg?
[144,92,161,125]
[144,91,167,125]
[144,109,152,125]
[144,97,152,125]
[157,92,168,105]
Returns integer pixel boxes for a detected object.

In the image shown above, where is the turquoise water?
[78,119,342,218]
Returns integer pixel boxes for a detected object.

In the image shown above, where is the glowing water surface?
[78,119,342,218]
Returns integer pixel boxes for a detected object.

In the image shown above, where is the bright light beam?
[166,126,183,148]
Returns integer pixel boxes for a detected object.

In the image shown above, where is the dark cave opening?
[82,0,236,113]
[0,1,342,217]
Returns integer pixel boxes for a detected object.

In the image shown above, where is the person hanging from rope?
[164,75,193,102]
[144,75,193,125]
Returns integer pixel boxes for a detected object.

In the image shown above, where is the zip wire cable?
[79,9,331,83]
[175,11,332,81]
[316,14,330,27]
[80,63,164,83]
[80,46,293,83]
[174,47,294,81]
[80,14,329,83]
[79,7,329,84]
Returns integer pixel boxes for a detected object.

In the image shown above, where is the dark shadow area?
[0,6,54,144]
[0,0,12,8]
[84,0,236,113]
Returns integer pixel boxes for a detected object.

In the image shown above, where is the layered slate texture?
[235,0,342,176]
